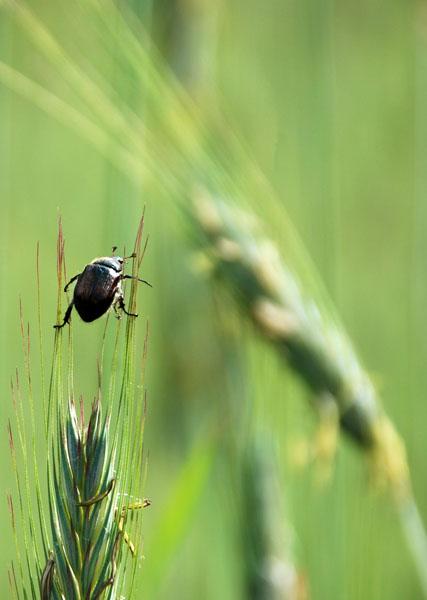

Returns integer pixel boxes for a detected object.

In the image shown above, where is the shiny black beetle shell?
[73,257,124,322]
[54,252,151,329]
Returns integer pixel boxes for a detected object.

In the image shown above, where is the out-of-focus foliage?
[1,1,426,599]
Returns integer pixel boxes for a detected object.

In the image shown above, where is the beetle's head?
[91,256,124,272]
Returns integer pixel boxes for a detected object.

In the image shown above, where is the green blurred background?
[0,0,426,598]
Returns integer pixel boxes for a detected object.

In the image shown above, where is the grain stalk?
[8,216,150,599]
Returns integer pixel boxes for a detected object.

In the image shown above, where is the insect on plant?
[54,247,151,328]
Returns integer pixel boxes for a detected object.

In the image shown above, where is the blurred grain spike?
[240,435,308,600]
[193,188,409,497]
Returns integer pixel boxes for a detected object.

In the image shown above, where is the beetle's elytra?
[54,252,151,329]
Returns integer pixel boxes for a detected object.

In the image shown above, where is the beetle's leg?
[117,295,138,318]
[53,301,74,329]
[111,291,123,320]
[121,274,152,288]
[64,273,80,293]
[113,302,121,320]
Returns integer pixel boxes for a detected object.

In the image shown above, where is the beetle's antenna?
[112,246,118,255]
[123,252,137,261]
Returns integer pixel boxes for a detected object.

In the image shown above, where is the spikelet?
[47,396,119,599]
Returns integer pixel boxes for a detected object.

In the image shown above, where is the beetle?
[54,249,151,328]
